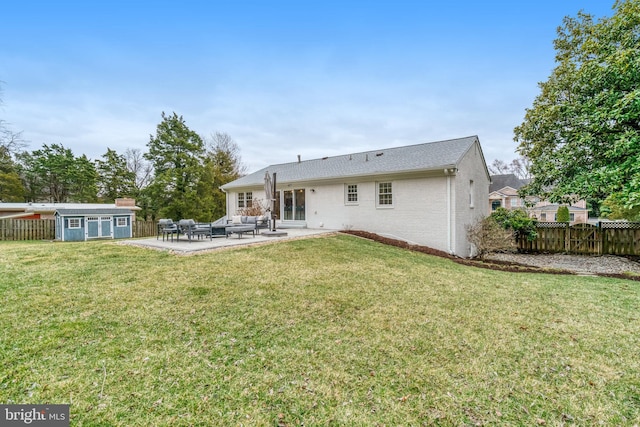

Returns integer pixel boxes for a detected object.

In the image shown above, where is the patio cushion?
[231,215,242,224]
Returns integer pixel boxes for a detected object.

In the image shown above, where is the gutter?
[222,165,461,191]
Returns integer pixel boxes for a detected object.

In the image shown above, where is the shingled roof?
[489,174,530,193]
[55,208,133,216]
[223,136,481,189]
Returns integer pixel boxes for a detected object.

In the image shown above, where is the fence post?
[598,222,604,255]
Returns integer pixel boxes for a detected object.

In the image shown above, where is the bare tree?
[488,159,511,176]
[488,157,532,180]
[206,132,247,177]
[1,82,27,156]
[125,148,153,192]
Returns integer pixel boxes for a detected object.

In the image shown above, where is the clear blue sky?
[0,0,615,172]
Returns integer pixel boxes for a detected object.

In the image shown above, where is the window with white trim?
[345,184,358,204]
[68,218,81,229]
[377,182,393,207]
[237,192,253,209]
[116,217,128,227]
[469,180,475,208]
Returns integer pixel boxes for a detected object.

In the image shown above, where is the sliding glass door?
[282,189,305,221]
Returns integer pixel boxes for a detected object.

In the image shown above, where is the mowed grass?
[1,235,639,426]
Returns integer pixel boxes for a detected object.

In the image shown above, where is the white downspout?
[220,186,228,221]
[445,169,452,254]
[445,168,456,255]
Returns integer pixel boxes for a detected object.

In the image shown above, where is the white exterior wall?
[453,142,490,257]
[301,176,451,254]
[225,142,489,258]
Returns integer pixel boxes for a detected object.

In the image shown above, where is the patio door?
[283,189,305,221]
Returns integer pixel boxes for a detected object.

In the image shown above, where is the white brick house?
[221,136,490,258]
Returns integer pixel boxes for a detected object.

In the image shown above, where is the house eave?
[222,166,459,191]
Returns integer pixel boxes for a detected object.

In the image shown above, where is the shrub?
[466,216,517,258]
[556,205,570,222]
[236,198,269,216]
[490,207,538,242]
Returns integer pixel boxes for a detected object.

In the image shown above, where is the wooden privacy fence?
[518,222,640,256]
[0,219,55,241]
[0,219,159,241]
[132,220,157,238]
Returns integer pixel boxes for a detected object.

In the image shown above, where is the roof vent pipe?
[297,154,301,163]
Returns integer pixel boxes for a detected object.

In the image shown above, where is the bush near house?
[467,208,538,258]
[556,205,570,222]
[490,207,537,241]
[466,216,516,257]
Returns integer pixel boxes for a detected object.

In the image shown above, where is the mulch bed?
[341,230,640,282]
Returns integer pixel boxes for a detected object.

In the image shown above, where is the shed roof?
[55,208,134,216]
[0,202,141,212]
[223,136,482,189]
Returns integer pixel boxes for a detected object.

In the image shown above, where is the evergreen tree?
[17,143,98,202]
[556,206,570,222]
[145,112,205,220]
[96,148,136,202]
[515,1,640,209]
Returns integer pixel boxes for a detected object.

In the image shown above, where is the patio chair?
[157,219,179,242]
[178,219,211,242]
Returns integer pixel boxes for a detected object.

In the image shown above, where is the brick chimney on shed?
[115,198,136,207]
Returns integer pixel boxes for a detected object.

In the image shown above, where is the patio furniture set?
[157,216,270,242]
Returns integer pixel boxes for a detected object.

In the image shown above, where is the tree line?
[0,111,244,221]
[3,2,638,221]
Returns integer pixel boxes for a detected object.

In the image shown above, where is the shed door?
[86,216,113,239]
[87,217,100,238]
[100,216,112,237]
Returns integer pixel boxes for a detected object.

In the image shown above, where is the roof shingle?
[223,136,480,189]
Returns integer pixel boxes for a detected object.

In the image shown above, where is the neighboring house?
[55,208,135,241]
[488,174,531,211]
[0,198,140,220]
[489,174,589,224]
[528,200,589,224]
[221,136,490,258]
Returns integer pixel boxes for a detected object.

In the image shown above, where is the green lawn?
[1,235,639,426]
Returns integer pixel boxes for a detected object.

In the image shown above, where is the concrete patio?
[120,228,338,254]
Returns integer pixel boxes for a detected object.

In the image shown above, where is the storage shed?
[55,208,134,241]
